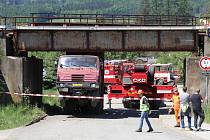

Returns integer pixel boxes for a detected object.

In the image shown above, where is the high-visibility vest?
[140,96,149,112]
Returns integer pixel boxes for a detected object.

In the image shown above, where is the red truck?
[56,55,103,114]
[105,61,177,110]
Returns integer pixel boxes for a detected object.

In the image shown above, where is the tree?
[29,51,64,89]
[148,0,193,16]
[176,0,192,16]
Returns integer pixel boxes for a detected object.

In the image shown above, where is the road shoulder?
[160,115,210,140]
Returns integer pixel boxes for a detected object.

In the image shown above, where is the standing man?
[180,86,192,130]
[172,89,180,127]
[191,89,205,131]
[136,90,153,132]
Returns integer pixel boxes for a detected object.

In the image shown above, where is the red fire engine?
[104,61,178,110]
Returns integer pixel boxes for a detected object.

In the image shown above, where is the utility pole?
[202,71,209,104]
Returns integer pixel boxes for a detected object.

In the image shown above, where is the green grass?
[0,104,45,130]
[43,88,60,107]
[204,104,210,123]
[0,88,60,130]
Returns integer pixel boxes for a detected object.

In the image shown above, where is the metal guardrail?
[0,14,210,27]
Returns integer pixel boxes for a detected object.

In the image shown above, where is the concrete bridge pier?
[0,54,43,106]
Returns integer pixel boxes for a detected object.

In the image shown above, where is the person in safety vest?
[136,89,153,132]
[171,88,180,127]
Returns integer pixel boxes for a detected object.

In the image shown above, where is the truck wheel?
[90,100,103,115]
[122,99,131,108]
[131,100,140,109]
[149,100,161,110]
[95,100,103,114]
[63,99,78,114]
[89,89,104,114]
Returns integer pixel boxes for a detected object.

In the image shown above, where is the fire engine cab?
[152,63,178,85]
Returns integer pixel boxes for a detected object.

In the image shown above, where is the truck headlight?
[91,83,96,87]
[59,88,68,92]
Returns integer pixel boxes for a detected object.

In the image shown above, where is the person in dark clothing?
[190,89,205,131]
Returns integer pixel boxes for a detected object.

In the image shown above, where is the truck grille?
[71,74,84,82]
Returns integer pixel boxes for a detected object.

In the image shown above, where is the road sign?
[199,56,210,70]
[200,56,210,104]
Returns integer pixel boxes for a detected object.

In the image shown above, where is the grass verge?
[42,88,60,107]
[0,104,45,130]
[204,104,210,123]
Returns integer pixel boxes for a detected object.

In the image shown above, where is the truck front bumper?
[56,82,99,89]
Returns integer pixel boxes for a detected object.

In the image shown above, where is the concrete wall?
[23,58,42,93]
[0,56,23,103]
[185,57,210,100]
[204,36,210,56]
[0,38,6,56]
[0,56,43,104]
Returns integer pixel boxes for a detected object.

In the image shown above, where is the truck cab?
[57,55,100,94]
[56,55,103,114]
[152,63,175,85]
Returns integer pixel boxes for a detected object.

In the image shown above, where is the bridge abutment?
[0,56,43,105]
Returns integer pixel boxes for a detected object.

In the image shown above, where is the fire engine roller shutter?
[134,65,146,72]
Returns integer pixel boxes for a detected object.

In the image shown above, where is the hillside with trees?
[0,0,209,16]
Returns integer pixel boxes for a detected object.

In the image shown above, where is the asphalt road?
[0,97,207,140]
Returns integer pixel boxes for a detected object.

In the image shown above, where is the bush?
[204,104,210,123]
[29,51,64,90]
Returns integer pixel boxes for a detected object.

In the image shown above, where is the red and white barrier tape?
[4,92,104,100]
[123,97,162,101]
[109,96,171,101]
[3,92,171,101]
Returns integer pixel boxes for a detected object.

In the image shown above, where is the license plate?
[72,84,82,87]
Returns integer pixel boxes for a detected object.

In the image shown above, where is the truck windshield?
[59,56,97,68]
[155,66,168,72]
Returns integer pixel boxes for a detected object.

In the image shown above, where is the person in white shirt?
[180,86,192,130]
